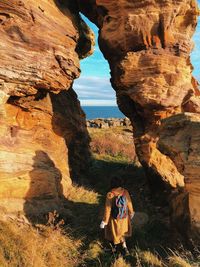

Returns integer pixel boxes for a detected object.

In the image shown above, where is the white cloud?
[73,76,116,101]
[80,99,117,106]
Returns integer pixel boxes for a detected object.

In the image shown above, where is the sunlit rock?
[0,0,92,217]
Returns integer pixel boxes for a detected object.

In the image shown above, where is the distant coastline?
[86,117,131,128]
[82,106,125,119]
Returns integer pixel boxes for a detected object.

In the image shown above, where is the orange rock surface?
[0,88,90,216]
[0,0,200,238]
[0,0,94,95]
[159,113,200,235]
[0,0,92,217]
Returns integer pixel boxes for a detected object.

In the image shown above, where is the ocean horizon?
[82,106,125,119]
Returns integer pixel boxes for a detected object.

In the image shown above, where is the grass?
[67,184,99,204]
[138,250,163,266]
[0,220,80,267]
[111,256,131,267]
[0,125,199,266]
[168,255,192,267]
[89,126,135,163]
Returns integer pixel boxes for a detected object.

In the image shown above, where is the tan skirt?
[105,216,132,244]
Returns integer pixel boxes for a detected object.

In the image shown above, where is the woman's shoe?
[122,247,130,256]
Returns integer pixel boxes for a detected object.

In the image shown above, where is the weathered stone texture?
[0,0,94,96]
[0,88,90,215]
[0,0,199,238]
[0,0,92,216]
[158,113,200,235]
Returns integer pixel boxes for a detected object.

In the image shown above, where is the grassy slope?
[0,126,199,267]
[0,220,81,267]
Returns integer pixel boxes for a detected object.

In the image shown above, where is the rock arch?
[0,0,199,238]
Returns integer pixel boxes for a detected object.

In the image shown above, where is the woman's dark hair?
[110,176,124,190]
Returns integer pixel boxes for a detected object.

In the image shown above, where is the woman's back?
[103,186,134,244]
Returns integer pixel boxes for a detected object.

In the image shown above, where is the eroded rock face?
[0,0,94,95]
[0,88,90,216]
[0,0,92,217]
[0,0,199,239]
[78,0,200,237]
[158,113,200,236]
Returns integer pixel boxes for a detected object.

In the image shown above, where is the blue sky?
[191,0,200,81]
[74,6,200,106]
[73,15,114,106]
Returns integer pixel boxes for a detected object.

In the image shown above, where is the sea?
[82,106,125,120]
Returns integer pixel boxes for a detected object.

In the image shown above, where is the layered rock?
[0,0,94,96]
[78,0,200,237]
[0,0,200,239]
[0,88,91,216]
[158,113,200,236]
[0,0,92,217]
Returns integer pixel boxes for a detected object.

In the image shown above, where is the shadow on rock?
[24,150,64,224]
[50,89,92,187]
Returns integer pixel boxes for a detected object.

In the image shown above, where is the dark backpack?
[111,191,128,219]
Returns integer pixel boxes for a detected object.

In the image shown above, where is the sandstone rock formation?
[0,0,92,217]
[78,0,200,238]
[0,0,200,240]
[158,113,200,235]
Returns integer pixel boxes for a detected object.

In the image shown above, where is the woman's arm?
[102,192,113,224]
[126,190,134,218]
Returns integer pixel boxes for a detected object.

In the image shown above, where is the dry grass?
[0,184,99,267]
[1,127,199,267]
[0,220,80,267]
[139,250,163,266]
[89,127,135,162]
[87,240,103,259]
[167,252,196,267]
[168,255,192,267]
[111,256,131,267]
[0,181,199,267]
[67,184,99,204]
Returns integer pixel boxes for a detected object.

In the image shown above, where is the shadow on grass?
[72,156,198,267]
[88,155,145,195]
[61,157,149,266]
[23,151,198,266]
[65,156,173,266]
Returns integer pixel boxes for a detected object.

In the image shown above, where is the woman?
[100,176,135,255]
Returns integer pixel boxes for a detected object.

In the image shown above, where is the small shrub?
[89,128,135,162]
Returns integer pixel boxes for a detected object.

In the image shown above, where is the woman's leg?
[121,238,130,255]
[122,239,127,248]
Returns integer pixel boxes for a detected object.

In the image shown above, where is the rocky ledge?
[86,117,131,128]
